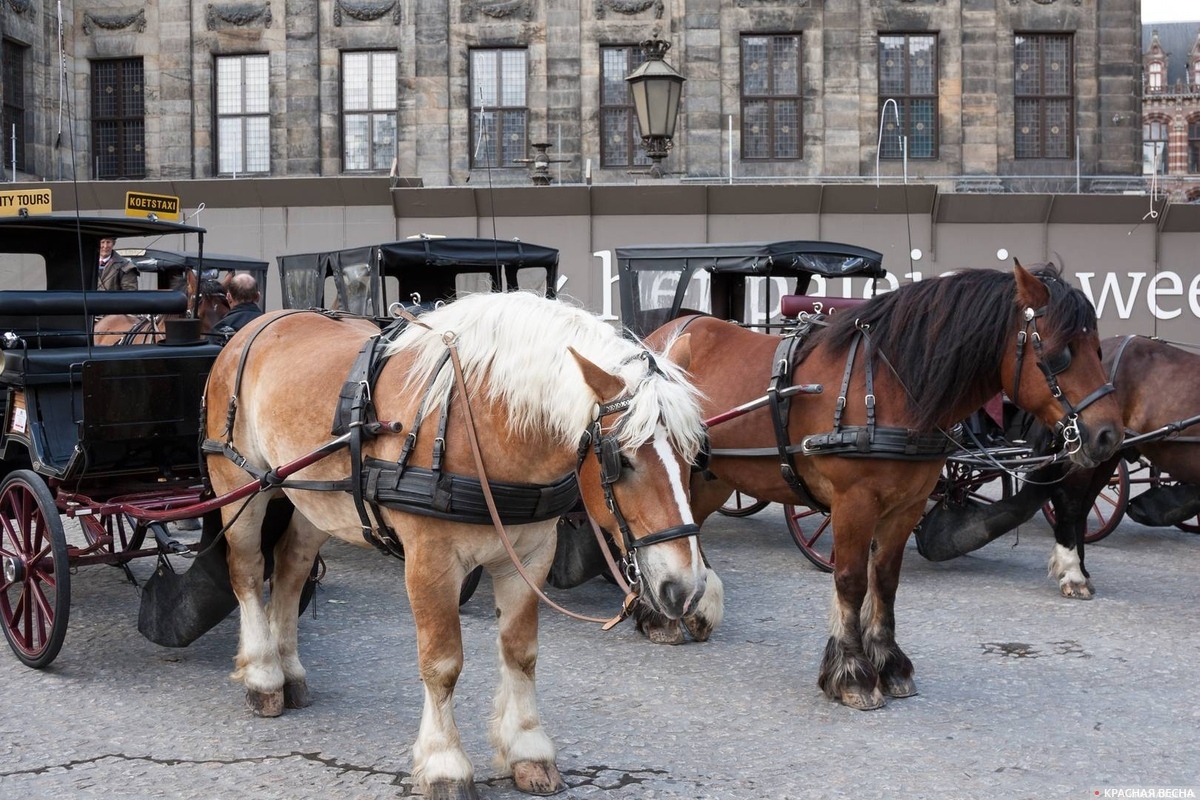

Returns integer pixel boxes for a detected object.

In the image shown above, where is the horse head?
[196,277,232,333]
[569,333,709,621]
[1006,260,1123,467]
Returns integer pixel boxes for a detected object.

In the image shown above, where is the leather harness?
[203,310,581,559]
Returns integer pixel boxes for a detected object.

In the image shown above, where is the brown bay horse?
[203,292,709,798]
[644,262,1124,710]
[929,333,1200,599]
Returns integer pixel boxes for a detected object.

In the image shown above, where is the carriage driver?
[208,273,265,344]
[97,236,139,291]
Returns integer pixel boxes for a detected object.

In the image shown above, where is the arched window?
[1144,118,1169,174]
[1149,61,1164,91]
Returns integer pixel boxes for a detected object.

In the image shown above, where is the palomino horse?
[94,274,231,344]
[641,262,1123,710]
[202,292,710,798]
[929,334,1200,599]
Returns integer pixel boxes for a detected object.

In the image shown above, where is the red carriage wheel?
[1041,459,1129,544]
[0,470,71,669]
[784,504,834,573]
[1174,514,1200,534]
[717,491,770,518]
[931,458,1015,509]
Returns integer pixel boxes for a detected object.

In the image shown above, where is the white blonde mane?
[382,292,705,458]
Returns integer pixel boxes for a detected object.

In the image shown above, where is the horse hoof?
[882,675,918,698]
[682,613,713,642]
[1060,581,1094,600]
[512,761,566,796]
[644,623,685,645]
[840,687,886,710]
[245,688,284,717]
[425,779,481,800]
[283,680,311,709]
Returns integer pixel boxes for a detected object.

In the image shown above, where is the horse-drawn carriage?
[277,235,559,315]
[0,214,235,667]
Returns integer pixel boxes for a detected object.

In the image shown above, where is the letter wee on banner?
[124,191,181,221]
[0,188,53,217]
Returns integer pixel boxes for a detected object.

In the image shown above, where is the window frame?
[1188,118,1200,174]
[1144,117,1170,175]
[468,47,529,170]
[1148,61,1164,92]
[214,53,271,177]
[340,50,398,174]
[877,32,939,161]
[2,40,27,173]
[91,57,146,180]
[739,33,803,162]
[599,44,652,169]
[1013,32,1075,160]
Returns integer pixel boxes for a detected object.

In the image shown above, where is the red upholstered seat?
[780,294,867,318]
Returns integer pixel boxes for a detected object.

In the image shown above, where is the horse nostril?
[658,579,689,618]
[1090,422,1121,459]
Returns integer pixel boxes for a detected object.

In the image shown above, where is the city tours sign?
[0,188,52,217]
[124,191,181,221]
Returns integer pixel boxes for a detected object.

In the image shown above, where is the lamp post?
[625,37,686,178]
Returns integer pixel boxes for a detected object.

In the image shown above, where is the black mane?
[797,264,1096,430]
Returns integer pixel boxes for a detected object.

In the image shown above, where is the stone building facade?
[1141,22,1200,202]
[1,0,1140,190]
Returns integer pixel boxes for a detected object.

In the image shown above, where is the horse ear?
[568,346,625,402]
[1013,258,1049,309]
[664,333,692,371]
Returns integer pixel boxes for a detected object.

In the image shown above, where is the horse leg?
[225,496,286,716]
[489,532,564,796]
[861,511,924,699]
[266,512,327,709]
[406,545,477,800]
[1047,459,1115,599]
[818,503,884,710]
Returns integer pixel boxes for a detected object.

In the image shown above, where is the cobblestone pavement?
[1,507,1197,799]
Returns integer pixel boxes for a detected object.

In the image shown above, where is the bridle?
[1011,304,1114,455]
[576,355,701,584]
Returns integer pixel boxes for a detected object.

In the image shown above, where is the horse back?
[1104,335,1200,483]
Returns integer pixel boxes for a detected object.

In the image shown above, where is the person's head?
[226,272,261,306]
[99,237,117,260]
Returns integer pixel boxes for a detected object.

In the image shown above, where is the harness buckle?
[865,394,876,410]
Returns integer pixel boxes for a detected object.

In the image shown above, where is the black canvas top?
[121,248,269,275]
[615,240,886,279]
[378,238,560,273]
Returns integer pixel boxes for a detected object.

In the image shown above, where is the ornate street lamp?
[625,37,686,178]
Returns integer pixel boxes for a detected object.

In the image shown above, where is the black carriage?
[277,236,560,315]
[0,214,236,667]
[616,240,887,338]
[119,247,270,298]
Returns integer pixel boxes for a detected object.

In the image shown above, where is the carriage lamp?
[626,37,686,179]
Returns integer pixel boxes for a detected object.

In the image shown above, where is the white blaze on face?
[645,425,704,590]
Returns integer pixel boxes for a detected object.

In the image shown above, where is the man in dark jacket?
[209,273,264,344]
[97,236,138,290]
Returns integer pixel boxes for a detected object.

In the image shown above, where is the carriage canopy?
[277,237,559,316]
[118,248,270,296]
[616,240,886,337]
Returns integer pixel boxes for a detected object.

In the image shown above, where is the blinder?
[576,390,700,555]
[1012,304,1114,454]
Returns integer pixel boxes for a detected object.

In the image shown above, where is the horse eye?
[620,455,634,471]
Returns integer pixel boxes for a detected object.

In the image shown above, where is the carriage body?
[0,215,235,668]
[615,240,885,338]
[277,236,559,315]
